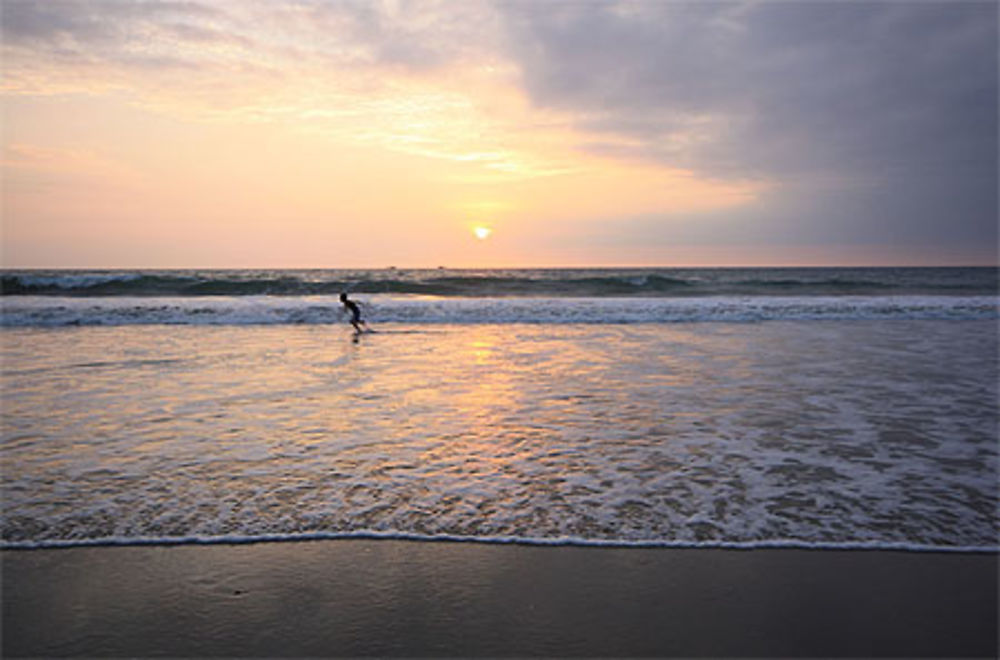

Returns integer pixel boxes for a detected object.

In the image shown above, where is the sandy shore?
[3,540,997,658]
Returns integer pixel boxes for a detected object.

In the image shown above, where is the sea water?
[1,268,997,551]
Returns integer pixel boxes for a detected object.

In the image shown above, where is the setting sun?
[473,226,493,240]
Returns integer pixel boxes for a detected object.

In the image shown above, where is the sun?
[473,226,493,240]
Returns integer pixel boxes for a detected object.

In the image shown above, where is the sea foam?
[1,294,996,327]
[2,321,996,551]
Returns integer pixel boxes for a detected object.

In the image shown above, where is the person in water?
[340,292,366,333]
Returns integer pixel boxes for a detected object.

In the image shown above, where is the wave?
[3,530,995,553]
[1,295,996,327]
[733,277,892,291]
[1,272,321,297]
[3,267,997,298]
[0,272,703,297]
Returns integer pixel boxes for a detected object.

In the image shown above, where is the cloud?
[2,0,995,263]
[500,1,995,178]
[0,0,509,141]
[497,0,998,257]
[5,0,993,187]
[302,0,501,72]
[1,0,499,82]
[0,0,228,50]
[1,1,586,198]
[0,0,258,98]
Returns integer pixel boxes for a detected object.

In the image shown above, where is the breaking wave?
[2,295,996,327]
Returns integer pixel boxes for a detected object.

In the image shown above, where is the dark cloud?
[498,1,998,259]
[500,1,995,179]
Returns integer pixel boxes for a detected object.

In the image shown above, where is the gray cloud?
[1,0,224,45]
[500,1,995,178]
[1,0,497,76]
[497,1,998,259]
[0,0,243,76]
[263,0,499,72]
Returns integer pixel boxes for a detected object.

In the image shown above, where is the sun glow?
[0,1,774,268]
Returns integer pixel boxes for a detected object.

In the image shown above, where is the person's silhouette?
[340,292,366,333]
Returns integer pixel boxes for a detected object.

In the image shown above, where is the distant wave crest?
[3,267,997,298]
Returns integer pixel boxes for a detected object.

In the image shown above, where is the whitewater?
[1,268,998,552]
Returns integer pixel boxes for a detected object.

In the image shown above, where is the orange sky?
[2,1,995,268]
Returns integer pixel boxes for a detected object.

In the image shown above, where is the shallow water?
[1,321,997,549]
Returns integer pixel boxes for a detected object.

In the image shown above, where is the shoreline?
[4,532,999,554]
[4,540,997,657]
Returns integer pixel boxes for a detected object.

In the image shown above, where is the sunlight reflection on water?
[1,321,997,548]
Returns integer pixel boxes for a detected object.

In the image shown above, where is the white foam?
[2,318,996,551]
[11,273,145,289]
[1,294,996,326]
[2,531,996,553]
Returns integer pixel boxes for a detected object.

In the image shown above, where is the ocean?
[1,267,997,551]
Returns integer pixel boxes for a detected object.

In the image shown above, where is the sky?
[1,0,997,268]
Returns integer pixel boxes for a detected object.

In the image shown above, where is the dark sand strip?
[3,540,997,657]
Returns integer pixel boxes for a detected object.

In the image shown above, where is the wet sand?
[3,540,997,657]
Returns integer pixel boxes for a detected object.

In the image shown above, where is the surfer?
[340,292,366,333]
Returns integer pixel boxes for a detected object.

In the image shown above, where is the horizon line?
[2,263,999,271]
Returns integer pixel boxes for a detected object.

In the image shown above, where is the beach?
[3,540,997,657]
[2,268,998,656]
[4,0,998,650]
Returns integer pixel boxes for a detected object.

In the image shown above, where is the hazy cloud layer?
[1,0,499,78]
[2,0,997,263]
[500,2,996,178]
[497,1,997,256]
